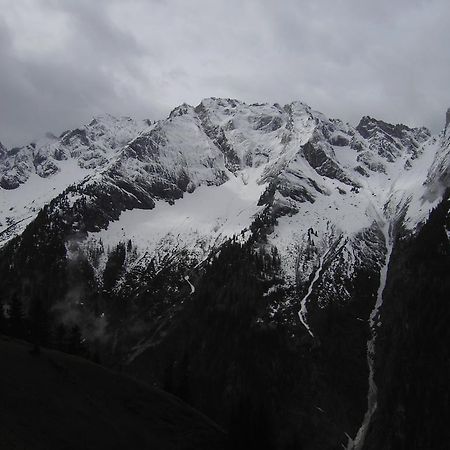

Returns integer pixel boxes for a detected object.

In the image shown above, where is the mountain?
[0,98,448,449]
[0,115,151,241]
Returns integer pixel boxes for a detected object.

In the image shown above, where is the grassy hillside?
[0,335,228,450]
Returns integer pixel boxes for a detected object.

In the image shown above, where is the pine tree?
[90,347,101,364]
[174,351,191,402]
[9,294,24,338]
[54,323,67,352]
[229,394,275,450]
[103,243,126,291]
[67,325,84,356]
[0,298,5,334]
[29,297,50,353]
[163,359,175,393]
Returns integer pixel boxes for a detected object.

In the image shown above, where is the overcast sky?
[0,0,449,147]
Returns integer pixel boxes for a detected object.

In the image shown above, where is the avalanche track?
[298,236,348,337]
[348,223,394,450]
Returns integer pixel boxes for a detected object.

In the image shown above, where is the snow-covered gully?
[347,223,393,450]
[298,236,347,338]
[184,275,195,294]
[298,254,325,338]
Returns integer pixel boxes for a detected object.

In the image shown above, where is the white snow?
[0,159,91,245]
[269,180,374,286]
[0,114,151,245]
[87,167,268,260]
[199,98,316,168]
[298,253,325,337]
[184,275,195,294]
[386,138,443,229]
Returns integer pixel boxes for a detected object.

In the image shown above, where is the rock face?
[0,98,448,449]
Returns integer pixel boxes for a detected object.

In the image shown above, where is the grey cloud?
[0,0,449,147]
[0,0,162,146]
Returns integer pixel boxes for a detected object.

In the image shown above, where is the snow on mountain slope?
[0,159,90,244]
[79,100,337,274]
[115,104,230,193]
[79,101,441,333]
[0,115,151,244]
[421,125,450,207]
[269,113,439,292]
[85,166,267,274]
[66,101,347,287]
[1,98,446,301]
[0,115,149,189]
[2,98,444,290]
[195,99,316,170]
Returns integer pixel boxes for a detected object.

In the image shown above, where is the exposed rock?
[356,116,430,160]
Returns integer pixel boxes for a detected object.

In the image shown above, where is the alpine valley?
[1,99,449,449]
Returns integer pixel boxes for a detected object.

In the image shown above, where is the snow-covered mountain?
[0,115,151,241]
[1,98,449,449]
[1,97,447,343]
[1,98,443,300]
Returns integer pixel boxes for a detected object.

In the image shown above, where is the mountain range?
[1,98,449,449]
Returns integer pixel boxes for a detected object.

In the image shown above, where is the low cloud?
[0,0,449,147]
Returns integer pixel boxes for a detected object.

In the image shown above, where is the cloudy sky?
[0,0,449,147]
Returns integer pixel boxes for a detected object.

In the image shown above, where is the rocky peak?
[283,100,312,120]
[198,97,242,111]
[356,116,430,162]
[446,108,450,132]
[356,116,428,141]
[168,103,195,119]
[0,114,150,190]
[88,113,127,126]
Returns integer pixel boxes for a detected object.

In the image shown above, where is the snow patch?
[88,167,268,259]
[0,159,91,245]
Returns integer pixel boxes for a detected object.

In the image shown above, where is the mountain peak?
[88,114,139,128]
[357,115,401,138]
[168,103,195,118]
[355,115,430,162]
[286,100,310,110]
[356,115,429,138]
[446,108,450,131]
[199,97,242,108]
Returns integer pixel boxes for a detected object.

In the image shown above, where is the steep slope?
[362,194,450,450]
[0,115,150,243]
[0,335,227,450]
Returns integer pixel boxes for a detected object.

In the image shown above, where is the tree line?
[0,293,86,358]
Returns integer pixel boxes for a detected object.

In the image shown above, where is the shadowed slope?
[0,336,228,450]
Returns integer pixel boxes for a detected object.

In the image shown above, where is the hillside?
[0,335,227,450]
